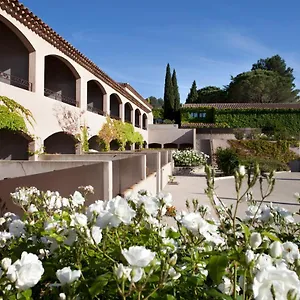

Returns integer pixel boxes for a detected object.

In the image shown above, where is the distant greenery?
[147,96,164,108]
[185,55,299,104]
[215,139,298,175]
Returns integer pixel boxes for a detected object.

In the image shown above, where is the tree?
[163,63,174,120]
[186,80,198,103]
[172,69,180,112]
[147,96,164,108]
[227,69,299,103]
[197,86,227,103]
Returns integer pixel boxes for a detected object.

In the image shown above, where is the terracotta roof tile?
[0,0,152,113]
[183,103,300,110]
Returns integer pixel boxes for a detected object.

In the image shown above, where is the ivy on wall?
[181,106,300,135]
[0,96,35,133]
[98,117,144,151]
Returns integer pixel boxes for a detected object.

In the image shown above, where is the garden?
[1,164,300,299]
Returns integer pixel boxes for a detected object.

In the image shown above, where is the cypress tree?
[186,80,198,103]
[172,69,180,112]
[163,63,174,120]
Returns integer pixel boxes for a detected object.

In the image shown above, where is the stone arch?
[87,80,106,115]
[110,94,122,120]
[164,143,178,149]
[88,135,102,152]
[0,129,33,160]
[110,139,120,151]
[135,109,141,128]
[44,55,80,106]
[124,102,133,123]
[149,143,162,149]
[142,113,148,130]
[44,132,78,154]
[125,142,132,150]
[0,16,35,91]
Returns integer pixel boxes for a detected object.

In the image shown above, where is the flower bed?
[0,167,300,299]
[172,149,209,167]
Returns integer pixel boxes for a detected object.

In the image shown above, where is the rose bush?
[172,149,209,167]
[0,167,300,299]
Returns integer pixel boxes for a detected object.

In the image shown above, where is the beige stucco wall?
[0,10,151,149]
[148,125,195,147]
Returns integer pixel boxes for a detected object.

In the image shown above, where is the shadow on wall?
[44,132,77,154]
[0,129,32,160]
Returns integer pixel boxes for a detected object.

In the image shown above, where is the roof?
[119,82,152,109]
[0,0,152,113]
[183,103,300,110]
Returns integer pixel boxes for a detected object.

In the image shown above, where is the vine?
[98,117,144,151]
[0,96,35,133]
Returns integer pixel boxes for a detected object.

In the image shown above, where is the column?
[156,152,161,194]
[32,52,44,95]
[103,161,113,200]
[120,102,124,122]
[103,94,109,115]
[77,78,86,110]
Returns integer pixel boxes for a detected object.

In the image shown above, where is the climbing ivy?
[0,96,35,132]
[98,117,144,151]
[79,123,89,153]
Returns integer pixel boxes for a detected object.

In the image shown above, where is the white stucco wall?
[0,9,151,145]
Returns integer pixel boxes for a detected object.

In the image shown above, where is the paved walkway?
[163,172,300,219]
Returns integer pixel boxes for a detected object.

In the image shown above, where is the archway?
[110,139,120,151]
[125,142,132,150]
[142,114,148,130]
[87,80,106,115]
[135,109,141,128]
[88,136,102,152]
[149,143,162,149]
[110,94,121,120]
[44,55,80,106]
[164,143,178,149]
[44,132,78,154]
[0,18,35,91]
[124,102,133,123]
[0,129,32,160]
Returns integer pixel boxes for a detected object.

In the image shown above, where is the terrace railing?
[0,71,33,91]
[44,88,77,106]
[87,104,106,116]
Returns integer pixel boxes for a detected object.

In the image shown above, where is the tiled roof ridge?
[119,82,150,105]
[183,103,300,109]
[0,0,152,112]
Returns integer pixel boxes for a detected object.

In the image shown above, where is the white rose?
[245,250,255,265]
[9,220,25,237]
[250,232,262,249]
[91,226,102,244]
[253,265,300,299]
[1,257,12,270]
[86,201,105,220]
[70,213,87,227]
[122,246,155,267]
[269,241,283,258]
[56,267,81,285]
[6,252,44,290]
[238,165,246,177]
[59,293,66,300]
[71,191,85,207]
[115,263,131,280]
[96,196,136,228]
[282,242,299,264]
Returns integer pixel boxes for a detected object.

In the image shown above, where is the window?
[199,112,206,118]
[189,112,198,118]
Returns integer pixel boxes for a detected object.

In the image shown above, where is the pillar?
[103,161,113,200]
[156,152,161,194]
[103,94,109,115]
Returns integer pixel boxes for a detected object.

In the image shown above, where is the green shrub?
[240,157,289,173]
[215,148,239,175]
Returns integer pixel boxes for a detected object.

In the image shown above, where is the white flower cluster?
[172,149,209,167]
[0,184,300,299]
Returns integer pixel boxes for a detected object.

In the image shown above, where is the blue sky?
[21,0,300,102]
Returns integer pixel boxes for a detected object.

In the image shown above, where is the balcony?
[0,71,32,91]
[87,104,106,116]
[44,88,78,107]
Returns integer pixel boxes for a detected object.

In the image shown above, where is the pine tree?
[186,80,198,103]
[163,63,174,120]
[172,69,180,112]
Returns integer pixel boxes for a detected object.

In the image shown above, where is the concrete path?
[163,172,300,219]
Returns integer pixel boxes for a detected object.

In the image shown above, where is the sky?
[21,0,300,102]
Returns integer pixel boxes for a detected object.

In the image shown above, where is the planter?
[173,166,205,176]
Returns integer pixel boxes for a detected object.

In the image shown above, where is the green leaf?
[262,231,281,242]
[22,290,32,300]
[166,295,176,300]
[89,272,111,298]
[241,223,250,241]
[206,289,233,300]
[207,255,228,285]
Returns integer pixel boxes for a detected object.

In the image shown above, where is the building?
[0,0,153,160]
